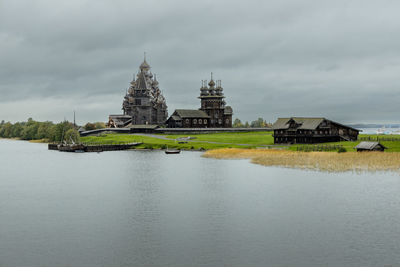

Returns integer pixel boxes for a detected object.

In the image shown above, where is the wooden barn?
[355,142,386,152]
[272,117,359,144]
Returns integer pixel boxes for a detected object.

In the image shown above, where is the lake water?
[1,139,400,267]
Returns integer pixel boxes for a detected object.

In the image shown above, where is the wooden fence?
[359,137,400,142]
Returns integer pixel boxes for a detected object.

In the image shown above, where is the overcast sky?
[1,0,399,124]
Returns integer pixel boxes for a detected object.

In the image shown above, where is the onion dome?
[152,74,159,86]
[208,73,216,93]
[140,59,150,71]
[215,80,223,95]
[208,79,215,88]
[200,80,209,96]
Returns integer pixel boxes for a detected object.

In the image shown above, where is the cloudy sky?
[1,0,399,124]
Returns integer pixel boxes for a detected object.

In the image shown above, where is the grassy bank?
[204,148,400,172]
[80,131,400,152]
[80,131,274,150]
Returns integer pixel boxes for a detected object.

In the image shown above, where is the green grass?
[80,132,400,152]
[162,131,274,145]
[81,132,273,150]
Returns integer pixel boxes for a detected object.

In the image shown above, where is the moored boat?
[165,149,181,154]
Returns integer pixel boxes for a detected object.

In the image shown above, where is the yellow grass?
[29,139,48,143]
[203,148,400,172]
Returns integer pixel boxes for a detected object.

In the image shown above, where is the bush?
[338,147,347,153]
[64,129,81,144]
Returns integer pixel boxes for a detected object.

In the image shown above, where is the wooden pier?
[48,143,142,152]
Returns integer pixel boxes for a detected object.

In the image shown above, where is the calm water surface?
[0,139,400,266]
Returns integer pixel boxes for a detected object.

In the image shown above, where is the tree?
[11,123,24,138]
[250,118,267,128]
[36,121,53,139]
[84,122,96,131]
[244,121,250,128]
[233,118,244,128]
[1,122,13,138]
[49,121,75,142]
[21,122,39,140]
[64,129,81,144]
[94,122,106,129]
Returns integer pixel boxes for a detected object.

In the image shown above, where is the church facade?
[117,59,168,126]
[167,75,233,128]
[199,77,232,128]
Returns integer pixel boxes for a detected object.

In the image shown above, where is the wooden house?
[166,109,210,128]
[272,117,359,144]
[355,142,386,152]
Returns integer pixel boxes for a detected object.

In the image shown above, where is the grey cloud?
[1,0,400,123]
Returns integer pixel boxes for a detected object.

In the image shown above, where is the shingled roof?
[272,117,324,130]
[173,109,210,118]
[272,117,359,131]
[136,72,149,90]
[355,142,386,150]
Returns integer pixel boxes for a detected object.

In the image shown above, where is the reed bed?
[203,148,400,172]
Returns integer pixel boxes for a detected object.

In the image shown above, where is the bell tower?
[199,73,231,127]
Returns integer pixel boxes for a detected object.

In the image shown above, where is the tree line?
[0,119,105,143]
[0,117,270,141]
[232,118,272,128]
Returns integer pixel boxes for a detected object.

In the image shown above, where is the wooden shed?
[355,142,386,152]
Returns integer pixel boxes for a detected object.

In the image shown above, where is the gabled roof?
[272,117,324,130]
[272,117,359,131]
[173,109,210,118]
[355,142,387,150]
[170,115,181,121]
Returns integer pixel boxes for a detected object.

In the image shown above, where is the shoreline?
[203,148,400,173]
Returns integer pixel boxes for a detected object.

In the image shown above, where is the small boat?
[165,148,181,154]
[57,143,85,152]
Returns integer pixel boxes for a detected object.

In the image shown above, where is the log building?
[108,57,168,128]
[167,74,233,128]
[272,117,359,144]
[166,109,210,128]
